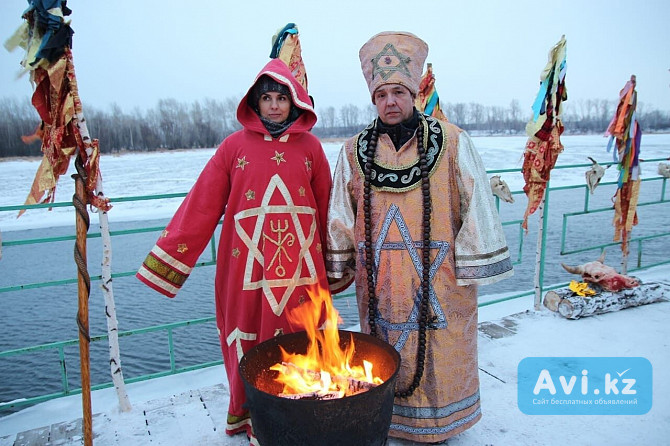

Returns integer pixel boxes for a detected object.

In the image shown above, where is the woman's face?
[258,91,291,123]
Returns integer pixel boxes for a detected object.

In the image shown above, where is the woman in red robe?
[137,58,332,443]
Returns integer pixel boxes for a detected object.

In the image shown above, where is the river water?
[1,134,668,410]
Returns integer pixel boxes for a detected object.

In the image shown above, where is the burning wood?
[273,361,379,400]
[268,286,384,400]
[279,391,343,400]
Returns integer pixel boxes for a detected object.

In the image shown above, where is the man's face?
[373,84,414,125]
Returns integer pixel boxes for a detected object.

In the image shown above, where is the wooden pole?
[73,170,93,446]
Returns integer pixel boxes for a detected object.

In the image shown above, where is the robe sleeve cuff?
[136,245,193,298]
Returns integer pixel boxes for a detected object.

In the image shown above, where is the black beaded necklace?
[363,117,432,398]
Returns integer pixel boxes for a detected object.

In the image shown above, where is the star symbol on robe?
[232,248,240,258]
[271,151,286,166]
[304,158,312,170]
[236,156,249,170]
[226,327,257,361]
[274,328,284,337]
[361,203,449,352]
[245,189,255,200]
[371,43,411,81]
[233,174,319,316]
[316,243,322,253]
[161,229,169,238]
[177,243,188,253]
[298,186,306,197]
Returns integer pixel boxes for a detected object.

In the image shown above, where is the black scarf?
[377,108,420,151]
[258,106,302,138]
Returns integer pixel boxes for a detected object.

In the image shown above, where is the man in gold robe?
[326,31,513,444]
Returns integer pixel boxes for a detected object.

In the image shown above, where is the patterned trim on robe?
[391,390,481,437]
[353,114,447,192]
[137,245,192,297]
[455,246,513,283]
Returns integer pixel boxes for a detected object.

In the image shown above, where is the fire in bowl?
[239,329,400,446]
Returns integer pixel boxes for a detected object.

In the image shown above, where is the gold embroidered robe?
[326,116,513,443]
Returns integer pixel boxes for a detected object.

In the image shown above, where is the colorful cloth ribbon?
[415,63,448,121]
[521,35,567,230]
[606,76,641,255]
[270,23,308,94]
[6,1,110,216]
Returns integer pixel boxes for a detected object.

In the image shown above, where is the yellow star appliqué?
[177,243,188,253]
[161,229,169,238]
[245,189,255,200]
[304,158,312,170]
[232,248,240,258]
[271,151,286,166]
[236,156,249,170]
[298,186,306,197]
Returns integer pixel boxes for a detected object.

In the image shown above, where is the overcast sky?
[1,0,669,116]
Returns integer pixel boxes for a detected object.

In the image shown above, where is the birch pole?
[74,113,132,412]
[98,202,132,411]
[533,187,549,310]
[621,234,630,274]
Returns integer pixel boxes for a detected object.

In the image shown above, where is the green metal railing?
[1,159,668,412]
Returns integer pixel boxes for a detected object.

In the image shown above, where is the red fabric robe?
[136,58,332,438]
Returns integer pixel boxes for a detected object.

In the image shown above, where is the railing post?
[59,346,69,394]
[168,328,176,373]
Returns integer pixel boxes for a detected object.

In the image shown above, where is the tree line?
[1,95,668,158]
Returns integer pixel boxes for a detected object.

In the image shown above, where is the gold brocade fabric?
[521,122,564,230]
[20,47,109,216]
[613,178,640,255]
[326,119,512,443]
[521,36,567,231]
[606,78,641,256]
[277,33,308,93]
[415,63,448,122]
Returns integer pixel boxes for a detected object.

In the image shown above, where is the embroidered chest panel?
[354,115,447,192]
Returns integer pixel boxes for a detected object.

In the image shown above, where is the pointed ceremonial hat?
[359,31,428,99]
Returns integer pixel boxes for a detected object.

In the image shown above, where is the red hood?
[237,58,316,135]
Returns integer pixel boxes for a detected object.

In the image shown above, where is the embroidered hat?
[359,31,428,100]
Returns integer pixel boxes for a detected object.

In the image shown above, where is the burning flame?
[270,285,383,398]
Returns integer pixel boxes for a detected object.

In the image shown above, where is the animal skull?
[561,251,640,292]
[490,175,514,203]
[658,162,670,178]
[585,157,609,194]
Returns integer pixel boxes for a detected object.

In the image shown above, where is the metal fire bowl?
[239,329,400,446]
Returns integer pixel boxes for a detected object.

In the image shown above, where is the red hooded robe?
[137,58,332,437]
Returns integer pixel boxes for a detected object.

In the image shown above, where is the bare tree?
[339,104,360,128]
[452,103,467,126]
[1,95,669,156]
[469,102,484,130]
[318,106,336,129]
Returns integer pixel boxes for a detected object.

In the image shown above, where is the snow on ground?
[1,266,668,446]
